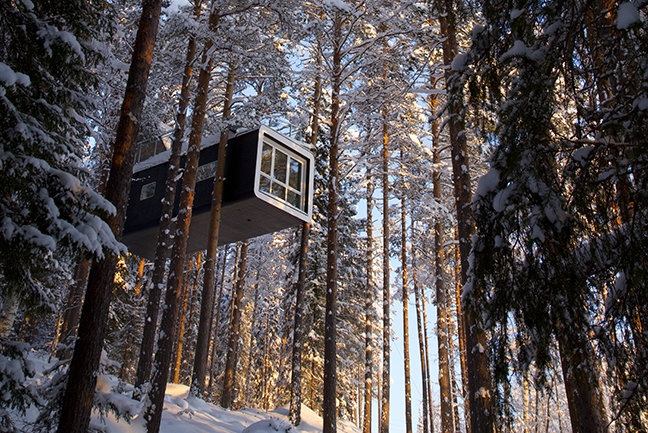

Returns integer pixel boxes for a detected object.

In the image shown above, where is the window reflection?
[258,138,306,212]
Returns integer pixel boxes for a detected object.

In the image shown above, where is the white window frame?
[254,126,314,222]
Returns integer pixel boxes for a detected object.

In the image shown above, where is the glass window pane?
[197,160,217,182]
[140,181,156,200]
[259,175,271,192]
[287,190,301,209]
[289,158,302,191]
[271,183,286,200]
[274,149,287,183]
[261,144,272,175]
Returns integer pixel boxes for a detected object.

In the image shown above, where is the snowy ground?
[91,380,344,433]
[18,351,360,433]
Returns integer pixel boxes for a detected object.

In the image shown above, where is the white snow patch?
[451,53,468,72]
[19,0,34,10]
[37,25,85,63]
[500,40,544,62]
[531,225,545,242]
[243,418,296,433]
[510,9,524,19]
[0,62,31,87]
[471,24,485,41]
[617,2,640,29]
[634,97,648,111]
[572,146,594,165]
[492,185,513,212]
[476,387,491,399]
[324,0,354,14]
[474,167,500,199]
[164,0,191,15]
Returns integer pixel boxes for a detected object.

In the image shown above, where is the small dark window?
[196,160,218,182]
[140,181,156,200]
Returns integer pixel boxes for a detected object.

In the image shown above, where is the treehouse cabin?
[123,126,314,259]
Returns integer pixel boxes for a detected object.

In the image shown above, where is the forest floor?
[15,350,360,433]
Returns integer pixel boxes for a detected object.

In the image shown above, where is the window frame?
[254,127,313,222]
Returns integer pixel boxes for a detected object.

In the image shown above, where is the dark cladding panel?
[126,162,168,233]
[223,129,259,203]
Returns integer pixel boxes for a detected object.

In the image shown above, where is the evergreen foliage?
[0,0,121,309]
[466,1,648,429]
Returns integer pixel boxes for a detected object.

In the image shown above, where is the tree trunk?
[56,1,163,431]
[134,257,146,296]
[190,63,236,397]
[221,240,249,408]
[290,222,311,425]
[557,320,608,433]
[242,273,261,407]
[433,137,455,433]
[412,240,431,433]
[453,233,469,427]
[291,53,320,425]
[363,165,375,433]
[523,372,530,433]
[144,7,222,431]
[208,245,230,393]
[119,257,147,380]
[323,13,343,433]
[438,2,494,431]
[173,252,201,384]
[421,280,435,433]
[380,118,391,433]
[0,290,19,339]
[447,296,462,433]
[133,0,203,399]
[400,161,412,433]
[55,259,90,359]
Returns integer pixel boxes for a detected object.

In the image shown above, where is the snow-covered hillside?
[91,379,358,433]
[18,351,359,433]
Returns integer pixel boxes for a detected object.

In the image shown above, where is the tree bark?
[413,255,431,433]
[433,136,455,433]
[363,165,374,433]
[400,159,412,433]
[133,0,203,399]
[290,222,311,425]
[208,245,230,393]
[144,6,222,431]
[523,372,530,433]
[173,252,201,384]
[190,63,236,397]
[557,319,608,433]
[421,280,435,433]
[55,259,90,359]
[291,53,320,425]
[220,240,249,408]
[380,120,390,433]
[323,13,342,433]
[438,2,494,431]
[453,232,469,426]
[56,1,163,431]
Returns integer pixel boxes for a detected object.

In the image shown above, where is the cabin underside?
[122,196,303,259]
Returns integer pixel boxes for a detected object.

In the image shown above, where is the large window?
[259,141,306,212]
